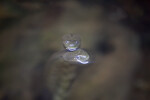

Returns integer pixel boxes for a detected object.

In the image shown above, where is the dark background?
[0,0,149,100]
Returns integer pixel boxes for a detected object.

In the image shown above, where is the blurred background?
[0,0,149,100]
